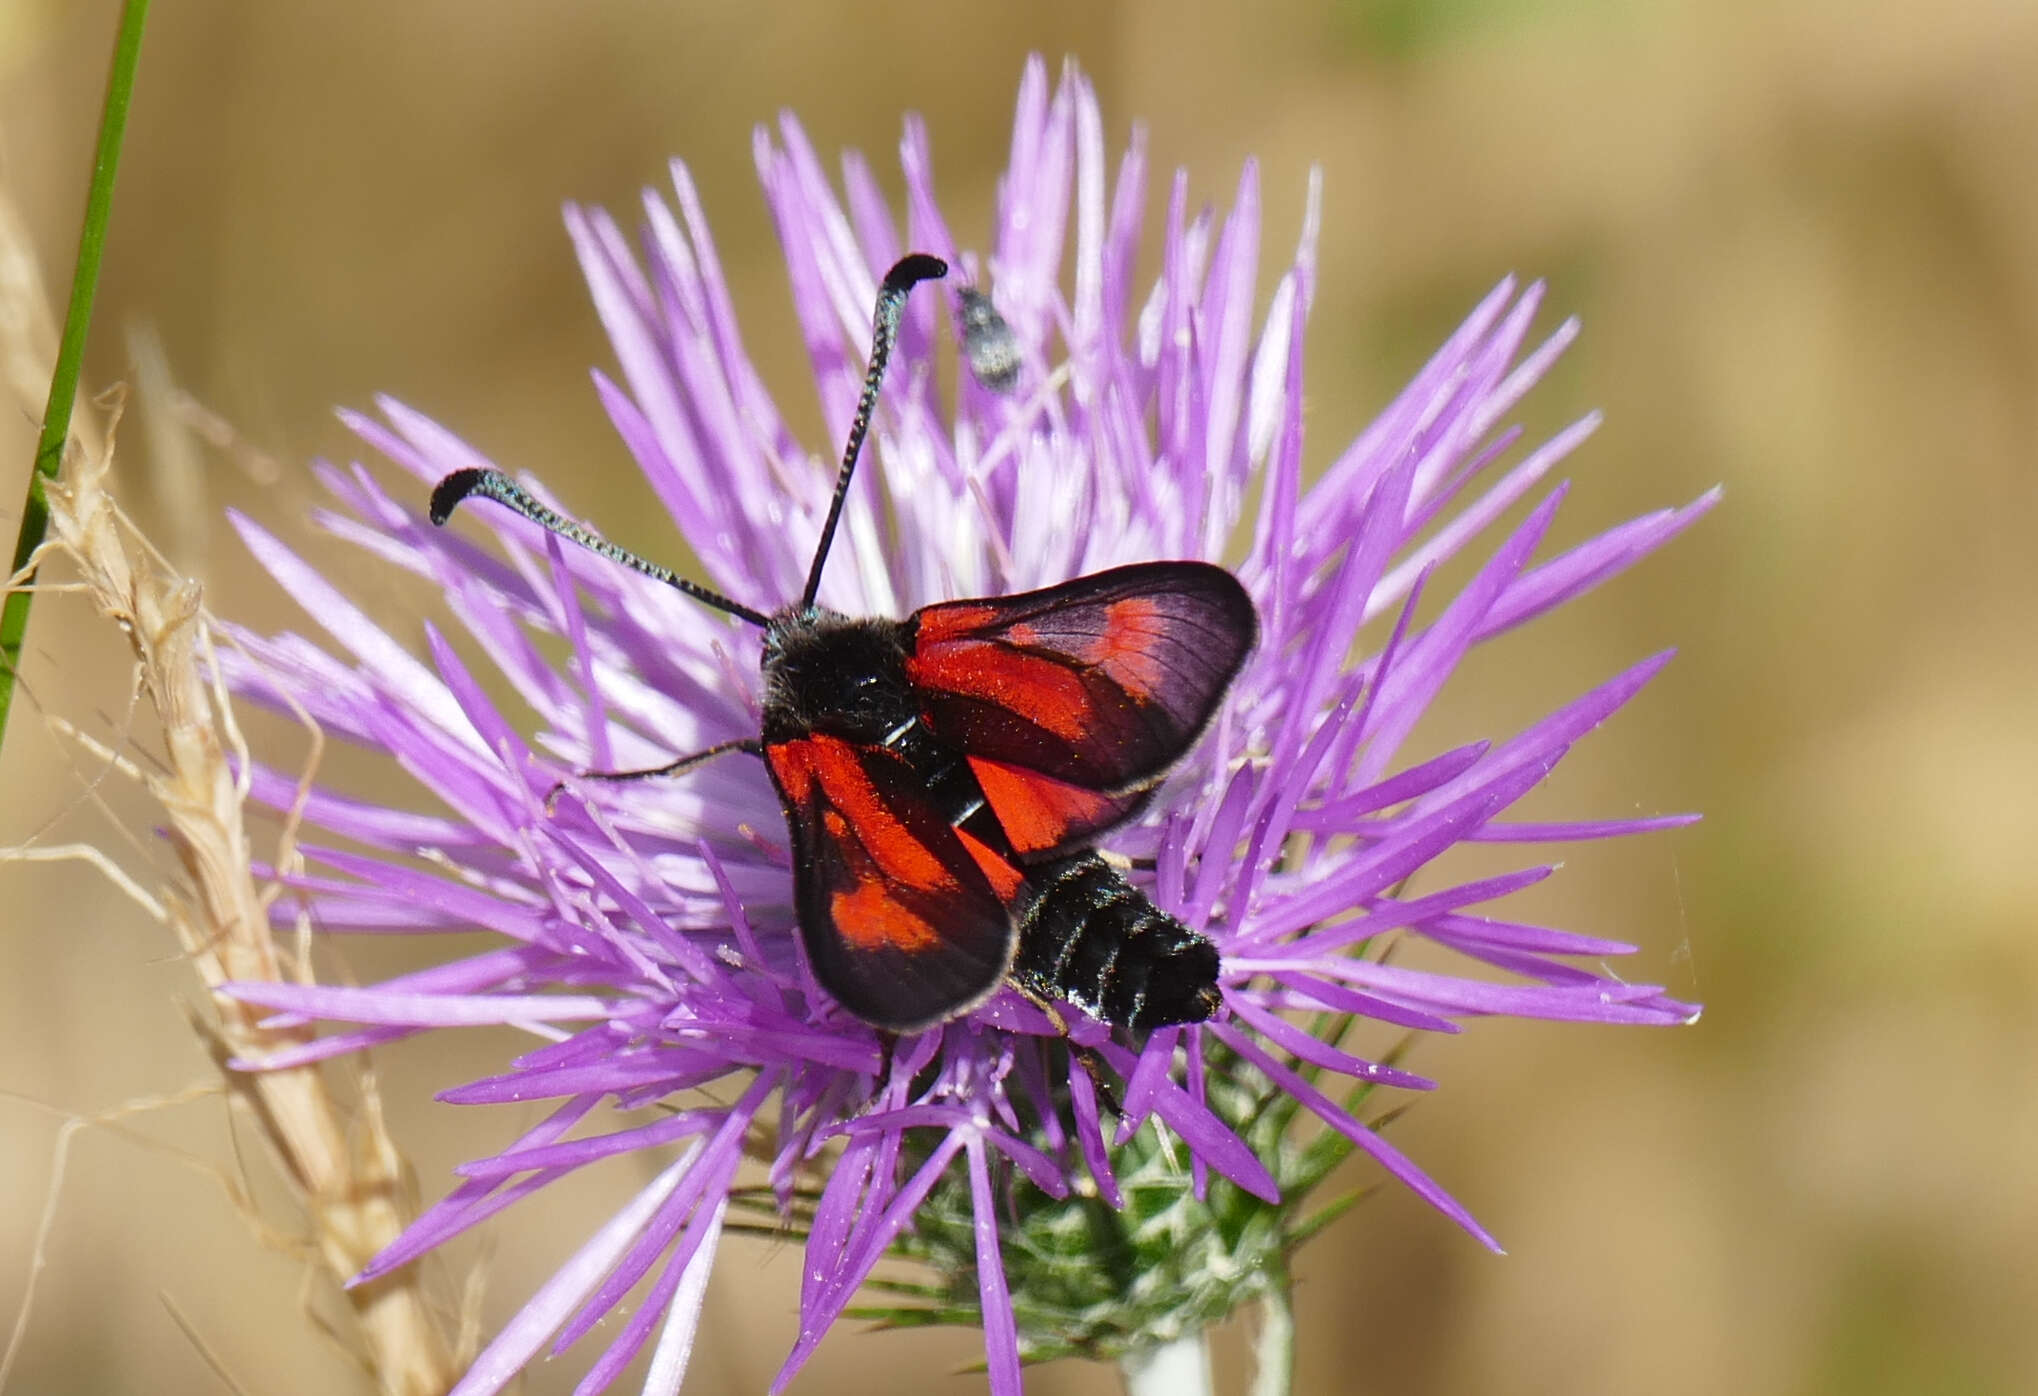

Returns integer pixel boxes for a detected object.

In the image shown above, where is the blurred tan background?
[3,1,2034,1393]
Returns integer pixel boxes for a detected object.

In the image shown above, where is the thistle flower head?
[221,57,1711,1395]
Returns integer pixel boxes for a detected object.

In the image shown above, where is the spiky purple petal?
[224,54,1706,1395]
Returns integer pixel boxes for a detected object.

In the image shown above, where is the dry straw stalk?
[1,191,457,1395]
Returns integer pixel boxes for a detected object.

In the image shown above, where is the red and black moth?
[430,254,1256,1037]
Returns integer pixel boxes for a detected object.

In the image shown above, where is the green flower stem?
[1120,1330,1213,1396]
[1250,1262,1296,1396]
[0,0,151,754]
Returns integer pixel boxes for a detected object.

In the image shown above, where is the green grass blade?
[0,0,152,753]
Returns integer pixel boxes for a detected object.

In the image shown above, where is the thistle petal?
[226,56,1706,1395]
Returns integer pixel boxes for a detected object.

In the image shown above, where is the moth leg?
[1072,1046,1125,1120]
[875,1030,898,1091]
[1033,996,1124,1118]
[546,738,763,813]
[853,1030,901,1118]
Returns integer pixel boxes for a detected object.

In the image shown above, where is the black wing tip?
[807,944,1014,1035]
[1172,560,1260,655]
[1111,558,1261,654]
[826,984,998,1035]
[1209,564,1260,655]
[913,557,1260,658]
[1118,557,1260,700]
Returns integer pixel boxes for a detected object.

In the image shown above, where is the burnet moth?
[430,254,1256,1039]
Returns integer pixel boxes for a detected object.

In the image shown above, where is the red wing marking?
[764,732,1018,1029]
[904,642,1095,744]
[907,562,1257,799]
[913,602,1001,643]
[954,825,1027,900]
[768,735,956,893]
[969,755,1139,856]
[1081,597,1169,694]
[766,744,817,802]
[828,871,942,952]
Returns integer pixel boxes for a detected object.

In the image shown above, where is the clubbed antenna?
[429,468,772,628]
[799,253,948,611]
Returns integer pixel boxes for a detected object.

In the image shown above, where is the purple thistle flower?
[220,56,1711,1396]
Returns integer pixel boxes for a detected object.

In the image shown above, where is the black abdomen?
[1014,853,1221,1034]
